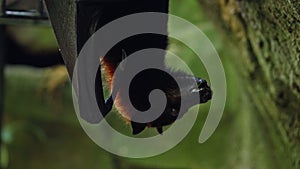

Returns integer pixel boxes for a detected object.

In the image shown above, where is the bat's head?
[165,75,212,116]
[128,69,212,135]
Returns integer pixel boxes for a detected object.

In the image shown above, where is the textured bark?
[44,0,76,78]
[198,0,299,167]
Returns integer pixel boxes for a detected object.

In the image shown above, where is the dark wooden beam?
[44,0,77,78]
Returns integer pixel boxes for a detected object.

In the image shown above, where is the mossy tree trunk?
[198,0,299,167]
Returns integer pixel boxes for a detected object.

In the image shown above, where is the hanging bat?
[76,0,212,135]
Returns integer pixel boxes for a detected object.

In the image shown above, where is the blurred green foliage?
[7,26,58,53]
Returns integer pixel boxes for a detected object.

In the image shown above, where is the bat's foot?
[100,95,113,117]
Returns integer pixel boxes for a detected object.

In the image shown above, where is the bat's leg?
[77,1,113,119]
[76,1,103,54]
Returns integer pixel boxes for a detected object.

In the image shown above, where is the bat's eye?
[197,79,208,89]
[171,108,178,116]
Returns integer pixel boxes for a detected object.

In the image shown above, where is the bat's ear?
[156,127,163,134]
[131,121,146,135]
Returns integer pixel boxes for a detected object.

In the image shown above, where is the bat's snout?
[195,78,212,103]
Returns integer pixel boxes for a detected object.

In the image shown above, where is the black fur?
[76,0,212,135]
